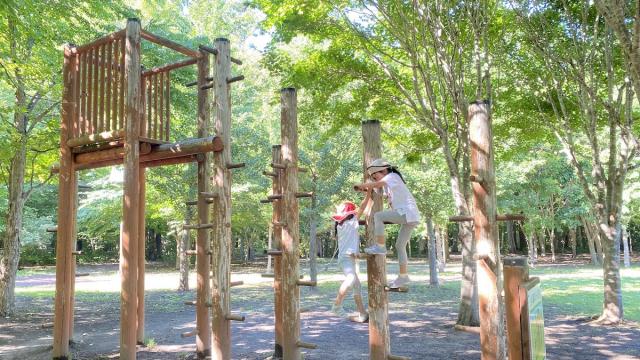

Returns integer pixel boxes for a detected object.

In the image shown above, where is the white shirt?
[337,216,360,258]
[381,172,421,223]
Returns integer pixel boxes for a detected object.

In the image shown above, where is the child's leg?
[334,257,357,306]
[352,275,367,315]
[395,222,418,275]
[372,209,404,247]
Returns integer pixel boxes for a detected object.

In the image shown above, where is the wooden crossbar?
[140,30,200,58]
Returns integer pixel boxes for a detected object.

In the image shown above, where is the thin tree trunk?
[267,224,273,273]
[549,228,556,262]
[528,230,537,265]
[622,225,630,268]
[309,210,318,283]
[569,227,577,259]
[443,226,450,261]
[581,218,599,265]
[507,221,516,254]
[179,207,192,291]
[436,225,445,272]
[426,217,439,287]
[538,229,546,257]
[598,219,623,323]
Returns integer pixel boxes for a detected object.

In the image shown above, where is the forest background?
[0,0,638,323]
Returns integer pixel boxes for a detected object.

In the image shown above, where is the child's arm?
[356,189,372,220]
[353,179,386,192]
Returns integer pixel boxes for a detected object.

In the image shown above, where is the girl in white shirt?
[330,192,371,323]
[354,159,421,288]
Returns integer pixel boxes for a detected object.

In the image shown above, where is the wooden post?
[280,88,301,360]
[137,167,145,344]
[503,257,528,360]
[179,205,192,291]
[469,100,506,360]
[196,51,213,359]
[67,177,79,342]
[53,45,78,359]
[211,38,232,360]
[120,18,142,360]
[361,119,389,360]
[271,145,284,359]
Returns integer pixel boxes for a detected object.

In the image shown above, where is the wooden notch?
[227,75,244,84]
[140,30,200,58]
[180,329,198,338]
[225,314,245,322]
[296,341,317,349]
[183,223,214,230]
[263,171,277,177]
[296,280,317,287]
[295,192,314,199]
[226,162,246,169]
[268,194,283,201]
[267,249,283,256]
[230,281,244,287]
[270,162,286,169]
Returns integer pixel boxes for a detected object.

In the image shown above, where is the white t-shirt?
[337,216,360,258]
[381,172,421,223]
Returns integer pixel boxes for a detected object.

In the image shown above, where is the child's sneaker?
[349,313,369,323]
[388,274,410,288]
[364,244,387,255]
[331,304,348,318]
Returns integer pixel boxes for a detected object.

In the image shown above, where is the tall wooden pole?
[120,18,142,360]
[196,51,212,359]
[361,120,389,360]
[136,167,145,344]
[211,38,232,360]
[53,44,78,359]
[280,88,300,360]
[469,101,506,360]
[66,177,78,341]
[271,145,284,359]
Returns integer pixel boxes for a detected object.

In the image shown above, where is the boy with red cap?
[330,191,371,323]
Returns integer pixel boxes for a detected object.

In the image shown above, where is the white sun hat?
[366,158,392,176]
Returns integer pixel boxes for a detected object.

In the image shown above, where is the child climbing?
[330,192,371,323]
[353,159,420,289]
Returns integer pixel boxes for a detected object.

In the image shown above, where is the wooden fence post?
[361,119,390,360]
[280,88,301,360]
[272,145,284,359]
[137,167,145,344]
[120,17,142,360]
[211,37,232,360]
[196,50,213,359]
[469,100,506,360]
[53,44,78,359]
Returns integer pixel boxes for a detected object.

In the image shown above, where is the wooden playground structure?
[51,18,543,360]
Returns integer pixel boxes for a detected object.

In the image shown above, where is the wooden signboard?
[523,278,546,360]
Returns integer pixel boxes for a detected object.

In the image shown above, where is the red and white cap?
[331,201,357,221]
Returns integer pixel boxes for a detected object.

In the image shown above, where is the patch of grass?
[144,337,156,348]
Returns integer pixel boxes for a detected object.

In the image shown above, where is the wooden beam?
[136,167,146,345]
[271,144,284,359]
[140,30,200,58]
[469,100,506,360]
[74,142,151,166]
[120,18,141,360]
[73,30,125,54]
[362,119,390,360]
[142,58,198,77]
[67,129,125,148]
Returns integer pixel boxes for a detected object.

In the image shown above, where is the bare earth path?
[1,258,638,359]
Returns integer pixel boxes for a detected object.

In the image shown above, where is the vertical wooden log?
[140,77,146,138]
[469,101,505,360]
[427,217,439,286]
[146,78,152,138]
[159,72,164,140]
[112,39,119,132]
[211,38,232,360]
[504,257,528,360]
[53,45,78,360]
[196,52,212,359]
[120,18,141,360]
[165,72,170,141]
[271,145,284,359]
[106,41,113,132]
[361,119,389,360]
[98,44,106,132]
[66,176,78,341]
[137,167,146,344]
[153,74,159,140]
[86,47,94,135]
[119,38,126,130]
[92,45,99,133]
[280,88,300,360]
[72,54,81,138]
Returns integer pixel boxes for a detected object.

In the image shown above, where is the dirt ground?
[1,257,639,360]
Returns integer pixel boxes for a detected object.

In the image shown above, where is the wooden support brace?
[267,249,283,256]
[226,162,246,169]
[296,341,317,349]
[225,314,245,322]
[384,286,409,293]
[270,162,286,169]
[263,171,278,177]
[75,273,90,277]
[181,329,198,338]
[41,322,55,329]
[230,281,244,287]
[186,198,215,206]
[230,57,242,65]
[295,192,314,198]
[387,354,411,360]
[297,167,308,173]
[268,194,283,201]
[201,83,214,90]
[47,226,58,232]
[227,75,245,84]
[198,44,218,55]
[272,221,287,227]
[261,273,275,278]
[186,76,213,87]
[71,251,82,256]
[260,199,273,204]
[200,191,219,199]
[183,223,215,230]
[184,301,197,306]
[296,280,317,287]
[185,250,197,256]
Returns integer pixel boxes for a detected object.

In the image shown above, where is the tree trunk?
[507,221,516,254]
[154,232,162,260]
[436,226,445,272]
[443,226,450,260]
[598,219,623,323]
[549,228,556,262]
[622,225,630,268]
[569,227,577,259]
[581,217,600,265]
[266,224,273,273]
[179,207,192,291]
[528,230,537,265]
[309,202,318,283]
[0,139,27,316]
[538,229,546,257]
[426,217,439,287]
[418,229,426,256]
